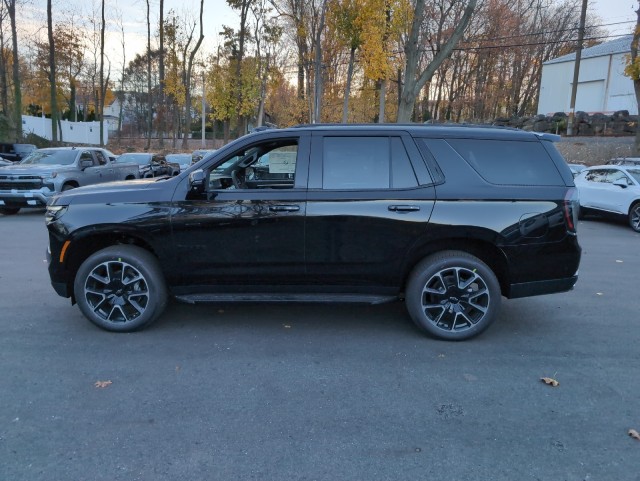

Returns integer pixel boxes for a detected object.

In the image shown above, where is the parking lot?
[1,209,639,481]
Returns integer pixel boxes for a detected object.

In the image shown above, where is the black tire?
[405,250,501,341]
[74,245,168,332]
[629,202,640,232]
[62,184,76,192]
[0,207,20,215]
[577,205,586,220]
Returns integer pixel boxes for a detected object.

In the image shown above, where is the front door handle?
[269,205,300,212]
[388,205,420,212]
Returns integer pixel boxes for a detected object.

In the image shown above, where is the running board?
[175,293,398,305]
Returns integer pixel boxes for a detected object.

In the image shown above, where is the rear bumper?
[507,275,578,299]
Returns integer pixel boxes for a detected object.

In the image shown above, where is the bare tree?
[146,0,152,149]
[47,0,59,142]
[397,0,476,122]
[3,0,21,140]
[158,0,165,147]
[99,0,105,145]
[181,0,204,149]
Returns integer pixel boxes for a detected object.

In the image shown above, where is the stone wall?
[492,110,637,136]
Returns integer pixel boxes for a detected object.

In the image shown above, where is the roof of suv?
[262,123,560,142]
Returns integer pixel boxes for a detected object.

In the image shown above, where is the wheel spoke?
[88,271,109,285]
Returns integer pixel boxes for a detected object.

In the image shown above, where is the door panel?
[170,135,309,290]
[305,132,434,289]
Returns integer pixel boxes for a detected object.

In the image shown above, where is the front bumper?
[0,190,52,207]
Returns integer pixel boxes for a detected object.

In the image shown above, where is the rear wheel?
[405,251,501,341]
[629,202,640,232]
[62,184,76,192]
[74,245,168,332]
[0,207,20,215]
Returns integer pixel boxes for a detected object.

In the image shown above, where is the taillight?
[563,187,579,233]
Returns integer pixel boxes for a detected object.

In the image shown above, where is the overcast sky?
[21,0,638,71]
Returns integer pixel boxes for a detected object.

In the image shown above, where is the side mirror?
[80,159,93,169]
[189,169,206,193]
[613,179,628,189]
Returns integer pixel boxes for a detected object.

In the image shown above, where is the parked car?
[191,149,217,164]
[605,157,640,166]
[0,143,36,163]
[574,165,640,232]
[0,157,13,166]
[0,147,138,216]
[568,163,586,177]
[45,124,581,340]
[115,152,180,178]
[166,153,192,172]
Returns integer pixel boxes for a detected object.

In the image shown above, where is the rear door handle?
[388,205,420,212]
[269,205,300,212]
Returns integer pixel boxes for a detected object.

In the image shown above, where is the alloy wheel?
[420,266,490,332]
[83,260,150,324]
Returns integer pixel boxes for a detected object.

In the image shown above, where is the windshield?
[166,154,191,165]
[116,153,152,165]
[627,169,640,184]
[20,150,77,165]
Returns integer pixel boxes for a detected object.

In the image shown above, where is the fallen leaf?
[94,380,112,388]
[541,377,559,387]
[629,429,640,441]
[615,260,623,263]
[596,292,603,296]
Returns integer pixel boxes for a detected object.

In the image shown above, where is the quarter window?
[446,139,563,186]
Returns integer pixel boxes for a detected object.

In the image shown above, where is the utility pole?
[567,0,588,136]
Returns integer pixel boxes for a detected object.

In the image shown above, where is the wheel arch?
[402,237,510,296]
[64,229,160,299]
[62,180,80,190]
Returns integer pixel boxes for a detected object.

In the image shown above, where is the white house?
[538,35,636,115]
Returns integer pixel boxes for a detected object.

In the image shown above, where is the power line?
[455,34,628,52]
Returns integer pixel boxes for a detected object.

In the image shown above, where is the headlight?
[45,205,68,224]
[42,172,58,180]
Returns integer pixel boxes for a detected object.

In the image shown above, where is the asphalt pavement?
[1,209,639,481]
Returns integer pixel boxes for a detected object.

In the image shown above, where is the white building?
[538,35,636,115]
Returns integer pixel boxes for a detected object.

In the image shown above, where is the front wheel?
[74,245,168,332]
[629,203,640,232]
[405,251,501,341]
[0,207,20,215]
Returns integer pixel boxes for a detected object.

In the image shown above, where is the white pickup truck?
[0,147,139,215]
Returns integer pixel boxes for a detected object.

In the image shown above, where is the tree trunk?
[6,0,21,140]
[0,29,9,116]
[341,46,356,123]
[378,78,386,123]
[223,119,230,144]
[47,0,58,143]
[182,0,204,149]
[99,0,105,146]
[146,0,152,150]
[158,0,165,148]
[313,0,327,123]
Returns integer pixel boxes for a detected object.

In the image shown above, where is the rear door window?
[446,139,563,186]
[321,136,418,190]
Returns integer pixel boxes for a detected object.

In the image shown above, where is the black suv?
[46,125,581,340]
